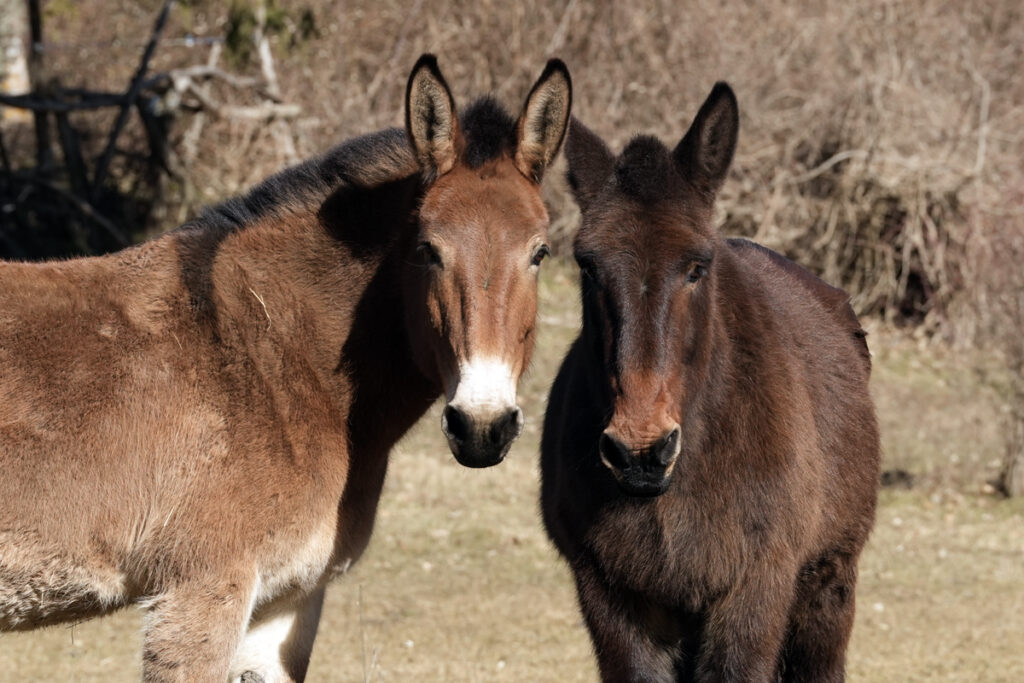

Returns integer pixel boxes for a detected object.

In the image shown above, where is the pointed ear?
[673,82,739,197]
[565,117,614,212]
[405,54,461,180]
[513,59,572,183]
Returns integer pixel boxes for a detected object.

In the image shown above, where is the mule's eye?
[576,257,597,281]
[685,263,708,283]
[531,244,550,268]
[417,241,443,269]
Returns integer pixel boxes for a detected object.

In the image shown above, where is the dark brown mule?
[0,55,570,682]
[541,83,879,682]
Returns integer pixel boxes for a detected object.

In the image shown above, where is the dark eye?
[576,258,597,282]
[685,263,708,283]
[417,241,443,269]
[531,244,550,268]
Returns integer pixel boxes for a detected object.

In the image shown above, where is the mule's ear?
[514,59,572,183]
[406,54,461,179]
[672,82,739,197]
[565,117,614,212]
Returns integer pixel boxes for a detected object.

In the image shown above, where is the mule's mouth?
[442,404,524,468]
[616,474,671,498]
[602,459,673,497]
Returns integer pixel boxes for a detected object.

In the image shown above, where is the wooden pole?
[26,0,53,170]
[0,0,31,123]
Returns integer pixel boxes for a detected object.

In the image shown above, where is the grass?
[2,261,1023,681]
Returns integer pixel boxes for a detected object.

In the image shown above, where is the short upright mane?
[460,96,517,169]
[614,135,681,204]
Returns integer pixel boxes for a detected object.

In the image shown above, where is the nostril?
[443,405,469,444]
[489,407,523,446]
[655,426,682,466]
[599,432,631,471]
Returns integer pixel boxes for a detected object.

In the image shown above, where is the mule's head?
[566,83,738,496]
[404,55,571,468]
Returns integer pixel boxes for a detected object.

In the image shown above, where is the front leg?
[230,585,327,682]
[572,562,681,683]
[142,572,257,683]
[696,566,796,683]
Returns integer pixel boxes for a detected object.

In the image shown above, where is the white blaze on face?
[449,357,518,415]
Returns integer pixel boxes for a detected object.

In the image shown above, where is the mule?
[0,54,571,682]
[540,83,879,682]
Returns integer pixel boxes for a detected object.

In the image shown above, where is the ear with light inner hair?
[514,59,573,183]
[405,54,462,181]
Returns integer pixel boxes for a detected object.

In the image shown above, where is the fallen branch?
[183,81,300,120]
[142,66,265,94]
[0,91,125,111]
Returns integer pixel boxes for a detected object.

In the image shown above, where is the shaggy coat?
[0,55,571,682]
[541,84,879,682]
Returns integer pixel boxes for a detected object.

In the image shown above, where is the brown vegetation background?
[6,1,1021,333]
[13,0,1020,325]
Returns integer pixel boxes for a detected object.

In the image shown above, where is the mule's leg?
[779,553,859,683]
[572,563,680,683]
[230,585,327,683]
[141,575,256,683]
[695,568,795,683]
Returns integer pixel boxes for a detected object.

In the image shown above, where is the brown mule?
[541,83,879,682]
[0,54,571,682]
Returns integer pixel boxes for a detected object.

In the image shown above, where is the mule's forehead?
[576,199,713,269]
[418,161,549,243]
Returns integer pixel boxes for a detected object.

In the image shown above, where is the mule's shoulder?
[725,238,870,369]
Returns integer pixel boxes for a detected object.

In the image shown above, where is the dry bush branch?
[15,0,1022,338]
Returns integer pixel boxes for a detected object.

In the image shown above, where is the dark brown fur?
[0,55,571,682]
[541,83,879,682]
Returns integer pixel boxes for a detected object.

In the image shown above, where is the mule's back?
[725,237,870,371]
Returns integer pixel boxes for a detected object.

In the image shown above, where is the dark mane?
[460,96,517,169]
[178,97,516,239]
[614,135,680,204]
[177,127,416,237]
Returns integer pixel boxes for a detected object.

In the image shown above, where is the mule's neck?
[187,174,441,450]
[683,246,778,450]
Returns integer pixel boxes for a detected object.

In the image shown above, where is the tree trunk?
[1000,413,1024,497]
[0,0,31,123]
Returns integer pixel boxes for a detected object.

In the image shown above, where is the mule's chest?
[581,497,742,607]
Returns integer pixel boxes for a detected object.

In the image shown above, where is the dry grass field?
[2,261,1022,682]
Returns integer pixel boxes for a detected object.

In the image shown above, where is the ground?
[1,262,1022,682]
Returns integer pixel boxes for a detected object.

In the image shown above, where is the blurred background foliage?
[0,0,1022,488]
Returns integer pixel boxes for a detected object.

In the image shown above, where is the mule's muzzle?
[599,426,681,497]
[442,405,524,468]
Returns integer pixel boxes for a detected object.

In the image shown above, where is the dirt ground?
[2,262,1022,682]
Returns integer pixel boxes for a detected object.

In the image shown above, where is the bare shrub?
[8,0,1022,332]
[959,190,1024,496]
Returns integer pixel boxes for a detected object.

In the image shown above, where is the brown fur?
[0,55,570,682]
[541,83,879,682]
